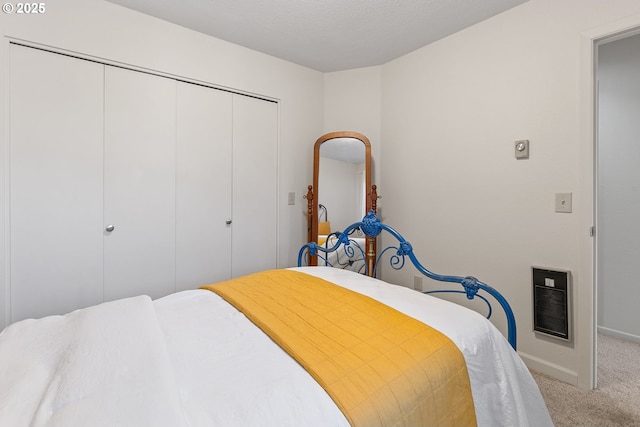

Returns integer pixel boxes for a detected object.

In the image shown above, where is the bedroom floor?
[531,333,640,427]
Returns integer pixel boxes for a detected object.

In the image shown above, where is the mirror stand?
[306,132,378,276]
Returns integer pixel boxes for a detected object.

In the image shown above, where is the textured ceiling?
[107,0,528,72]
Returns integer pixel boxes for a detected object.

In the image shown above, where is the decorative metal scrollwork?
[398,241,412,256]
[461,276,479,299]
[360,210,382,237]
[297,212,518,350]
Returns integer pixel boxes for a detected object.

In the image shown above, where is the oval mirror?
[306,131,377,274]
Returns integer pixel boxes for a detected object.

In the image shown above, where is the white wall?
[597,33,640,342]
[0,0,324,329]
[377,0,640,388]
[323,67,383,210]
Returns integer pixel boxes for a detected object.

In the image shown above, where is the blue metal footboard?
[298,211,517,350]
[315,231,367,273]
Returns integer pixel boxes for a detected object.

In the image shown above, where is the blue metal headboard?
[298,211,517,350]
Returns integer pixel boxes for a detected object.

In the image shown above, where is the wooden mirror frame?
[306,131,378,274]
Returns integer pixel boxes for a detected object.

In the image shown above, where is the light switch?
[555,193,572,213]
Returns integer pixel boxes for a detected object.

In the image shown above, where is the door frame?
[579,13,640,390]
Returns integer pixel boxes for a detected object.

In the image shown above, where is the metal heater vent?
[532,267,571,341]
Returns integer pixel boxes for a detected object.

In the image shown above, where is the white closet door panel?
[9,45,104,322]
[104,67,176,301]
[232,96,278,277]
[176,83,233,290]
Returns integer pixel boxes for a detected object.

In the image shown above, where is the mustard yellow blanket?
[201,270,476,427]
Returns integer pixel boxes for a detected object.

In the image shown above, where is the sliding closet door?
[231,95,278,276]
[104,67,176,301]
[176,82,233,290]
[9,45,104,322]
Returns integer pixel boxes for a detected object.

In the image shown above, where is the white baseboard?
[597,326,640,344]
[518,351,579,386]
[522,328,640,388]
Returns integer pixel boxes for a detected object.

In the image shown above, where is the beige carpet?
[530,334,640,427]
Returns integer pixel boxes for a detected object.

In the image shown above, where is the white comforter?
[0,267,553,427]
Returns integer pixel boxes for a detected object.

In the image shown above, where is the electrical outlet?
[413,276,423,292]
[288,192,295,205]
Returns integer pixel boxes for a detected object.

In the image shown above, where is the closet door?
[104,67,176,301]
[9,45,104,322]
[232,95,278,276]
[176,82,233,290]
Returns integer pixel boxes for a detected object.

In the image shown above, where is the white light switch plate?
[555,193,572,213]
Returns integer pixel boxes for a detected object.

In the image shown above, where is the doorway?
[593,27,640,389]
[596,33,640,345]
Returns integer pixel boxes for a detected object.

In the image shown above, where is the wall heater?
[532,267,571,341]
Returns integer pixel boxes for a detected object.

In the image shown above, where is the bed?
[316,204,368,273]
[319,232,367,273]
[0,215,553,427]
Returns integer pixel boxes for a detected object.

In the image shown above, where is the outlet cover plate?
[413,276,423,291]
